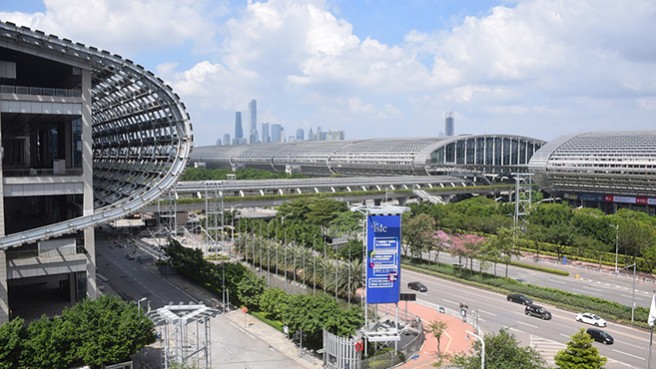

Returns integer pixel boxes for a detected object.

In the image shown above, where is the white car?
[576,312,607,327]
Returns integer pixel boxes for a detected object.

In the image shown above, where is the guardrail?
[0,84,82,98]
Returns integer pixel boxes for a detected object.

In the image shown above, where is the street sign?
[400,293,416,301]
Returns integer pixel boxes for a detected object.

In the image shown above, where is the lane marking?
[612,349,645,361]
[517,321,538,329]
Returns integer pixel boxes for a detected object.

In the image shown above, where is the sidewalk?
[224,309,323,368]
[397,302,472,369]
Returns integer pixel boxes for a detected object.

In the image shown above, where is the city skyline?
[225,98,346,145]
[1,1,655,146]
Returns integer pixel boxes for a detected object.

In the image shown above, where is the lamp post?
[467,331,485,369]
[137,297,147,316]
[615,223,619,274]
[620,263,637,323]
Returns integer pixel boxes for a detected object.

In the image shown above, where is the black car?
[586,328,614,344]
[407,281,428,292]
[507,293,533,305]
[524,304,552,320]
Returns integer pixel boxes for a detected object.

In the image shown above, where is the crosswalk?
[530,335,564,366]
[529,335,633,368]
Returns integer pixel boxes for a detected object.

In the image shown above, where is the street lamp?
[615,223,619,274]
[466,331,485,369]
[137,297,147,316]
[620,263,637,323]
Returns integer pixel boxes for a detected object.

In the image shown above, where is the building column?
[0,111,9,323]
[81,69,97,300]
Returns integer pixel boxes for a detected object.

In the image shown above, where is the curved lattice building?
[529,131,656,213]
[0,21,193,322]
[192,135,545,177]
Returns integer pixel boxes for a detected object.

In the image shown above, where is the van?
[524,304,552,320]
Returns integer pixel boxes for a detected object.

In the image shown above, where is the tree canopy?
[0,295,155,369]
[451,329,549,369]
[554,328,607,369]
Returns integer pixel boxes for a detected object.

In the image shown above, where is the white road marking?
[517,321,538,329]
[612,349,645,361]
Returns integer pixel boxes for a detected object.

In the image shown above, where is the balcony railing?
[3,168,83,177]
[1,84,82,98]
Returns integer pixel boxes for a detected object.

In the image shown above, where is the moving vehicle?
[407,281,428,292]
[507,293,533,305]
[586,328,614,344]
[576,312,607,327]
[524,304,552,320]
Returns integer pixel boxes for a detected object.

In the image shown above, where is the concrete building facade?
[0,21,192,323]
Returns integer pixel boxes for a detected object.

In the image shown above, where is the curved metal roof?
[529,131,656,196]
[192,134,545,176]
[0,21,193,248]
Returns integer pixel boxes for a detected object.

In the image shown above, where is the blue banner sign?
[366,214,401,304]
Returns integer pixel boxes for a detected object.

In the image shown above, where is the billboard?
[366,214,401,304]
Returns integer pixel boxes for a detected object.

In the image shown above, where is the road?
[422,251,656,311]
[96,235,309,369]
[401,268,650,368]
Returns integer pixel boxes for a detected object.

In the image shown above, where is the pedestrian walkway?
[396,302,472,369]
[224,309,323,368]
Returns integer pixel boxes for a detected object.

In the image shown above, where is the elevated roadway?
[142,176,514,212]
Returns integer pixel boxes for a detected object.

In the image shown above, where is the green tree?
[61,295,156,367]
[428,319,447,355]
[259,287,289,321]
[554,328,607,369]
[0,317,25,369]
[404,213,435,257]
[236,272,267,310]
[451,329,548,369]
[306,197,348,227]
[485,227,518,277]
[20,315,78,369]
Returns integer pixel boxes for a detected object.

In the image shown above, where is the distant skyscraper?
[261,123,270,143]
[216,137,222,146]
[223,133,231,146]
[445,112,454,136]
[296,128,305,141]
[325,130,345,141]
[271,124,283,142]
[234,112,243,144]
[308,128,315,141]
[249,99,258,144]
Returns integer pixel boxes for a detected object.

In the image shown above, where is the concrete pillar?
[81,69,97,299]
[0,111,9,323]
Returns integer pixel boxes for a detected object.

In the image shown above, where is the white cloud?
[1,0,223,57]
[3,0,656,145]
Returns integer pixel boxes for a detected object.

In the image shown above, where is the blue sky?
[1,0,655,146]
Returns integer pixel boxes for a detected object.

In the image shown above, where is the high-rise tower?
[234,112,243,144]
[445,112,454,136]
[249,99,258,144]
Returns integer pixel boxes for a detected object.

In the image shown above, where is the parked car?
[125,253,135,260]
[524,304,552,320]
[507,293,533,305]
[586,328,614,344]
[407,281,428,292]
[576,312,607,327]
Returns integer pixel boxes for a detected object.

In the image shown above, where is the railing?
[360,305,426,369]
[0,84,82,98]
[5,245,86,260]
[3,168,83,177]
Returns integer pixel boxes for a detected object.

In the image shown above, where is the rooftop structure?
[529,131,656,213]
[190,135,545,178]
